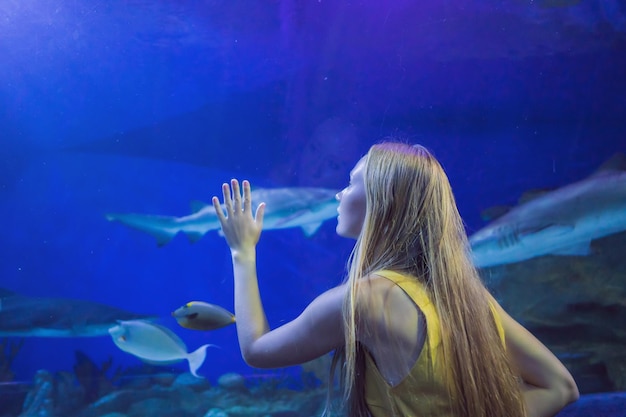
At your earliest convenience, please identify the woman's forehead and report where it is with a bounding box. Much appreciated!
[354,156,367,170]
[350,158,366,178]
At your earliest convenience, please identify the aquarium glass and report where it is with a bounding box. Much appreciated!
[1,1,625,416]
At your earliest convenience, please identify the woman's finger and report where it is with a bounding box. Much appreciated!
[243,180,252,213]
[231,179,242,212]
[222,182,233,214]
[212,196,227,223]
[255,202,265,229]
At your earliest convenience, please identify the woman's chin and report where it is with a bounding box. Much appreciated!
[336,225,357,240]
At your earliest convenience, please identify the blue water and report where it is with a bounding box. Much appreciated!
[1,1,626,416]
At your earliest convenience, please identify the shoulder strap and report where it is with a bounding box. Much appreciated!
[374,270,506,347]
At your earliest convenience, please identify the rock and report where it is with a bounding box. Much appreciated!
[203,408,230,417]
[151,372,178,387]
[177,386,205,414]
[81,389,150,416]
[269,411,300,417]
[127,397,170,417]
[173,372,211,391]
[481,231,626,393]
[217,373,248,392]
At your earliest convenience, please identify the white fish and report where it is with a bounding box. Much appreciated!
[108,320,214,378]
[106,187,339,246]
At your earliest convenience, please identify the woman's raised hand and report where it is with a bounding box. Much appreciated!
[212,179,265,257]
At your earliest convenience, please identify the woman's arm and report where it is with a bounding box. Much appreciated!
[213,179,344,368]
[491,297,580,417]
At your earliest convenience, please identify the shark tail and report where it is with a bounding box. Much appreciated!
[105,213,180,246]
[186,344,216,378]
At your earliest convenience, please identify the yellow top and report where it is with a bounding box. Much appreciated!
[364,270,505,417]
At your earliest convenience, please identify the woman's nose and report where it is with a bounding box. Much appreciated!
[335,191,342,201]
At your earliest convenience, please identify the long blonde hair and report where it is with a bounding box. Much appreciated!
[330,142,525,417]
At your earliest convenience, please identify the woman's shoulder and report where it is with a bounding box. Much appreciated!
[365,270,427,296]
[356,271,422,320]
[368,269,413,282]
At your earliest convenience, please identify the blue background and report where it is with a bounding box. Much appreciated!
[1,0,625,384]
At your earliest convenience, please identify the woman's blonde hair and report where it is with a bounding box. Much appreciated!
[330,142,525,416]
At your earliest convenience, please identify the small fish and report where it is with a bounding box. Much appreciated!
[172,301,236,331]
[108,320,214,378]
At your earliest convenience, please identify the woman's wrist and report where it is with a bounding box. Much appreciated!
[231,247,256,263]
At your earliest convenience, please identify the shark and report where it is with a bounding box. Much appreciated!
[106,187,340,246]
[469,154,626,268]
[0,288,154,337]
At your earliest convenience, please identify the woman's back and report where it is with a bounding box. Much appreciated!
[358,269,506,416]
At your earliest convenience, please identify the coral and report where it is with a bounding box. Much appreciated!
[0,337,24,382]
[73,350,116,403]
[0,339,26,417]
[19,370,55,417]
[11,366,624,417]
[18,369,86,417]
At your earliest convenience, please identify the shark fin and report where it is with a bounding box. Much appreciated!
[185,232,204,243]
[550,242,592,257]
[518,189,554,205]
[155,232,177,247]
[190,200,210,213]
[589,153,626,178]
[301,222,323,237]
[480,205,511,221]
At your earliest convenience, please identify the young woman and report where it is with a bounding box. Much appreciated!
[212,142,579,417]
